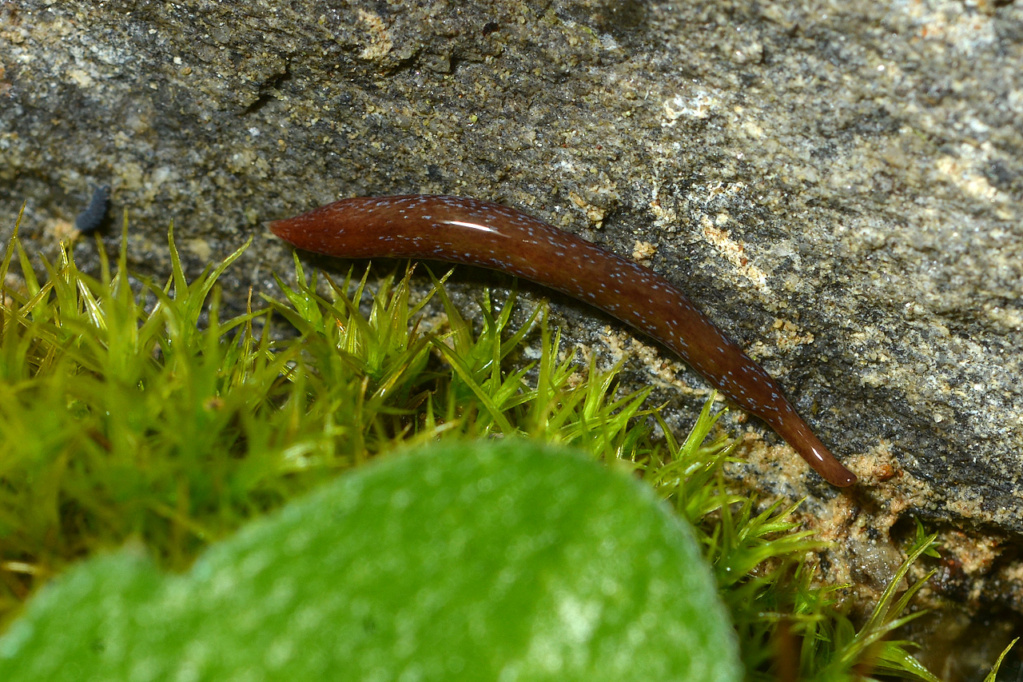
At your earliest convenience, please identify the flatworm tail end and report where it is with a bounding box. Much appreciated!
[771,414,857,487]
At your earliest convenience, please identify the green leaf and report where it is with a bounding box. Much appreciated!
[0,440,741,682]
[984,638,1018,682]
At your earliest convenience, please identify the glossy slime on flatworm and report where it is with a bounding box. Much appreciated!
[270,195,857,487]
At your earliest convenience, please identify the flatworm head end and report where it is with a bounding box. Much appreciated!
[269,199,400,259]
[268,207,331,249]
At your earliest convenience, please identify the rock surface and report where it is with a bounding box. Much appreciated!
[2,0,1022,656]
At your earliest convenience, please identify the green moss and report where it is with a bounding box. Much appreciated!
[0,220,1012,679]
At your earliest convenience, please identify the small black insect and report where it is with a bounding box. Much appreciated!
[75,185,111,233]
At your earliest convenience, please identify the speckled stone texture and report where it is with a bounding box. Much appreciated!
[1,0,1022,664]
